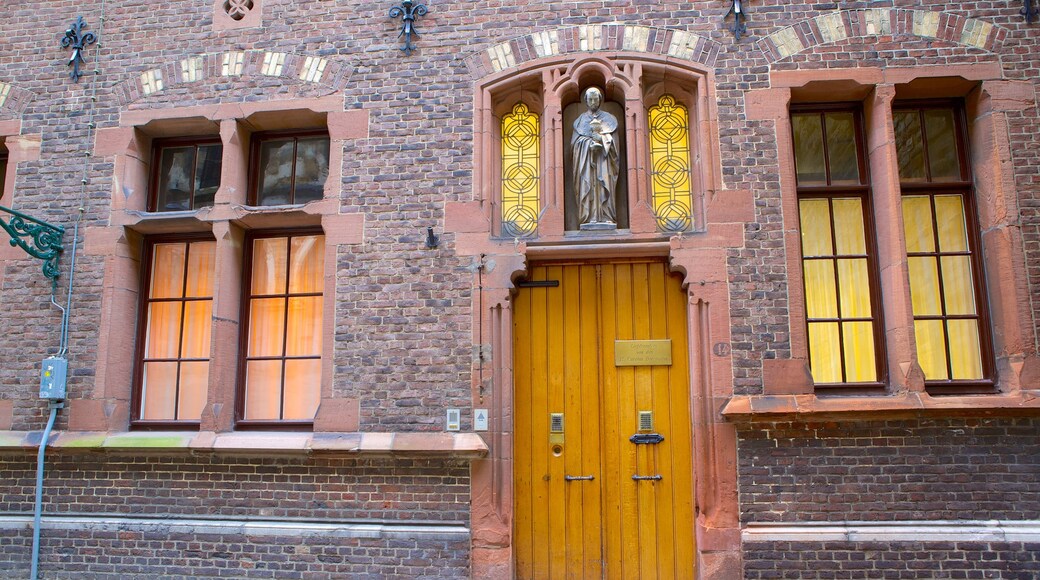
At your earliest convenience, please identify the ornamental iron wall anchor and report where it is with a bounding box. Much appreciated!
[61,16,98,82]
[0,206,65,281]
[389,0,428,55]
[1024,0,1038,23]
[724,0,748,40]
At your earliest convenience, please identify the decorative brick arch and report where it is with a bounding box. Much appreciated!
[0,81,35,118]
[466,25,721,78]
[112,50,354,105]
[758,8,1008,64]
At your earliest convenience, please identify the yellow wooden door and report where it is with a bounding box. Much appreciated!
[514,260,696,579]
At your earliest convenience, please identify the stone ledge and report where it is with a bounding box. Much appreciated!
[743,520,1040,543]
[0,515,470,540]
[0,430,488,458]
[722,391,1040,422]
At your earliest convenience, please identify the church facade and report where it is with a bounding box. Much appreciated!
[0,1,1038,578]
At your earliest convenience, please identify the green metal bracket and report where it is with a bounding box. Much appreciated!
[0,205,65,281]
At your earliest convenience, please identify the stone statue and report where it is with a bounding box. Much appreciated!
[571,87,619,229]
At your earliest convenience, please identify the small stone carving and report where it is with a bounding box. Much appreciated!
[571,87,619,229]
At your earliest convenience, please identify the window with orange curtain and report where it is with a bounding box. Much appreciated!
[238,231,325,425]
[791,107,884,388]
[134,237,216,424]
[894,103,992,392]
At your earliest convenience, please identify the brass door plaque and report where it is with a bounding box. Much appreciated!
[614,340,672,366]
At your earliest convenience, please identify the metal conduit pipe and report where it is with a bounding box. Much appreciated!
[30,401,63,580]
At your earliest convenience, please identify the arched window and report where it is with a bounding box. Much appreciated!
[648,95,693,233]
[501,103,541,237]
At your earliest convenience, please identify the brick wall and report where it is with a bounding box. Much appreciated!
[0,454,470,577]
[744,541,1040,579]
[0,0,1038,577]
[0,455,469,522]
[1,528,470,579]
[737,417,1040,523]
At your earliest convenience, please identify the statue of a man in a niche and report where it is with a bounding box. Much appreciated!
[571,87,619,229]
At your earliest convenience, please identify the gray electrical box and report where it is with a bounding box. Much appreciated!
[39,357,68,400]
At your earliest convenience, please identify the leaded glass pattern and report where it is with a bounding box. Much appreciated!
[501,103,540,236]
[648,95,693,232]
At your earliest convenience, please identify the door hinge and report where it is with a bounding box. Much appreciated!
[516,280,560,288]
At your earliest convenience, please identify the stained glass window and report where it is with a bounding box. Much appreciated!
[501,103,540,236]
[648,95,693,232]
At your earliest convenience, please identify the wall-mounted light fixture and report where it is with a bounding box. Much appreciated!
[0,205,64,281]
[724,0,748,41]
[389,0,428,55]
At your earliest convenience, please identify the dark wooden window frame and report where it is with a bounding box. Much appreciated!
[131,232,216,430]
[235,227,325,430]
[894,99,996,395]
[247,129,330,207]
[148,137,223,213]
[791,103,887,393]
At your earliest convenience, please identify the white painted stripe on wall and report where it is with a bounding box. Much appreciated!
[744,521,1040,543]
[0,515,469,541]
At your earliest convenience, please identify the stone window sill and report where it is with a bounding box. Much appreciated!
[721,390,1040,422]
[0,430,489,458]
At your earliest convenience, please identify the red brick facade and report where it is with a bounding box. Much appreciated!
[0,1,1037,578]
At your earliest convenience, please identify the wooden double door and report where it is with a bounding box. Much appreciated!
[513,260,696,579]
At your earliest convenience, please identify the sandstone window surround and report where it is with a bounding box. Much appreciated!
[730,64,1039,416]
[78,98,366,434]
[475,55,719,241]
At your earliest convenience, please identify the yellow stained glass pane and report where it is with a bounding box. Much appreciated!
[808,322,841,383]
[941,256,976,315]
[832,198,866,255]
[907,257,942,316]
[837,258,872,318]
[649,95,693,232]
[842,321,877,382]
[177,361,209,421]
[894,111,926,182]
[902,196,935,253]
[915,319,948,380]
[792,114,826,186]
[825,113,860,185]
[935,195,968,252]
[251,237,288,295]
[150,243,186,299]
[501,103,540,236]
[924,109,960,181]
[799,199,833,256]
[185,241,215,298]
[803,260,838,319]
[947,319,983,380]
